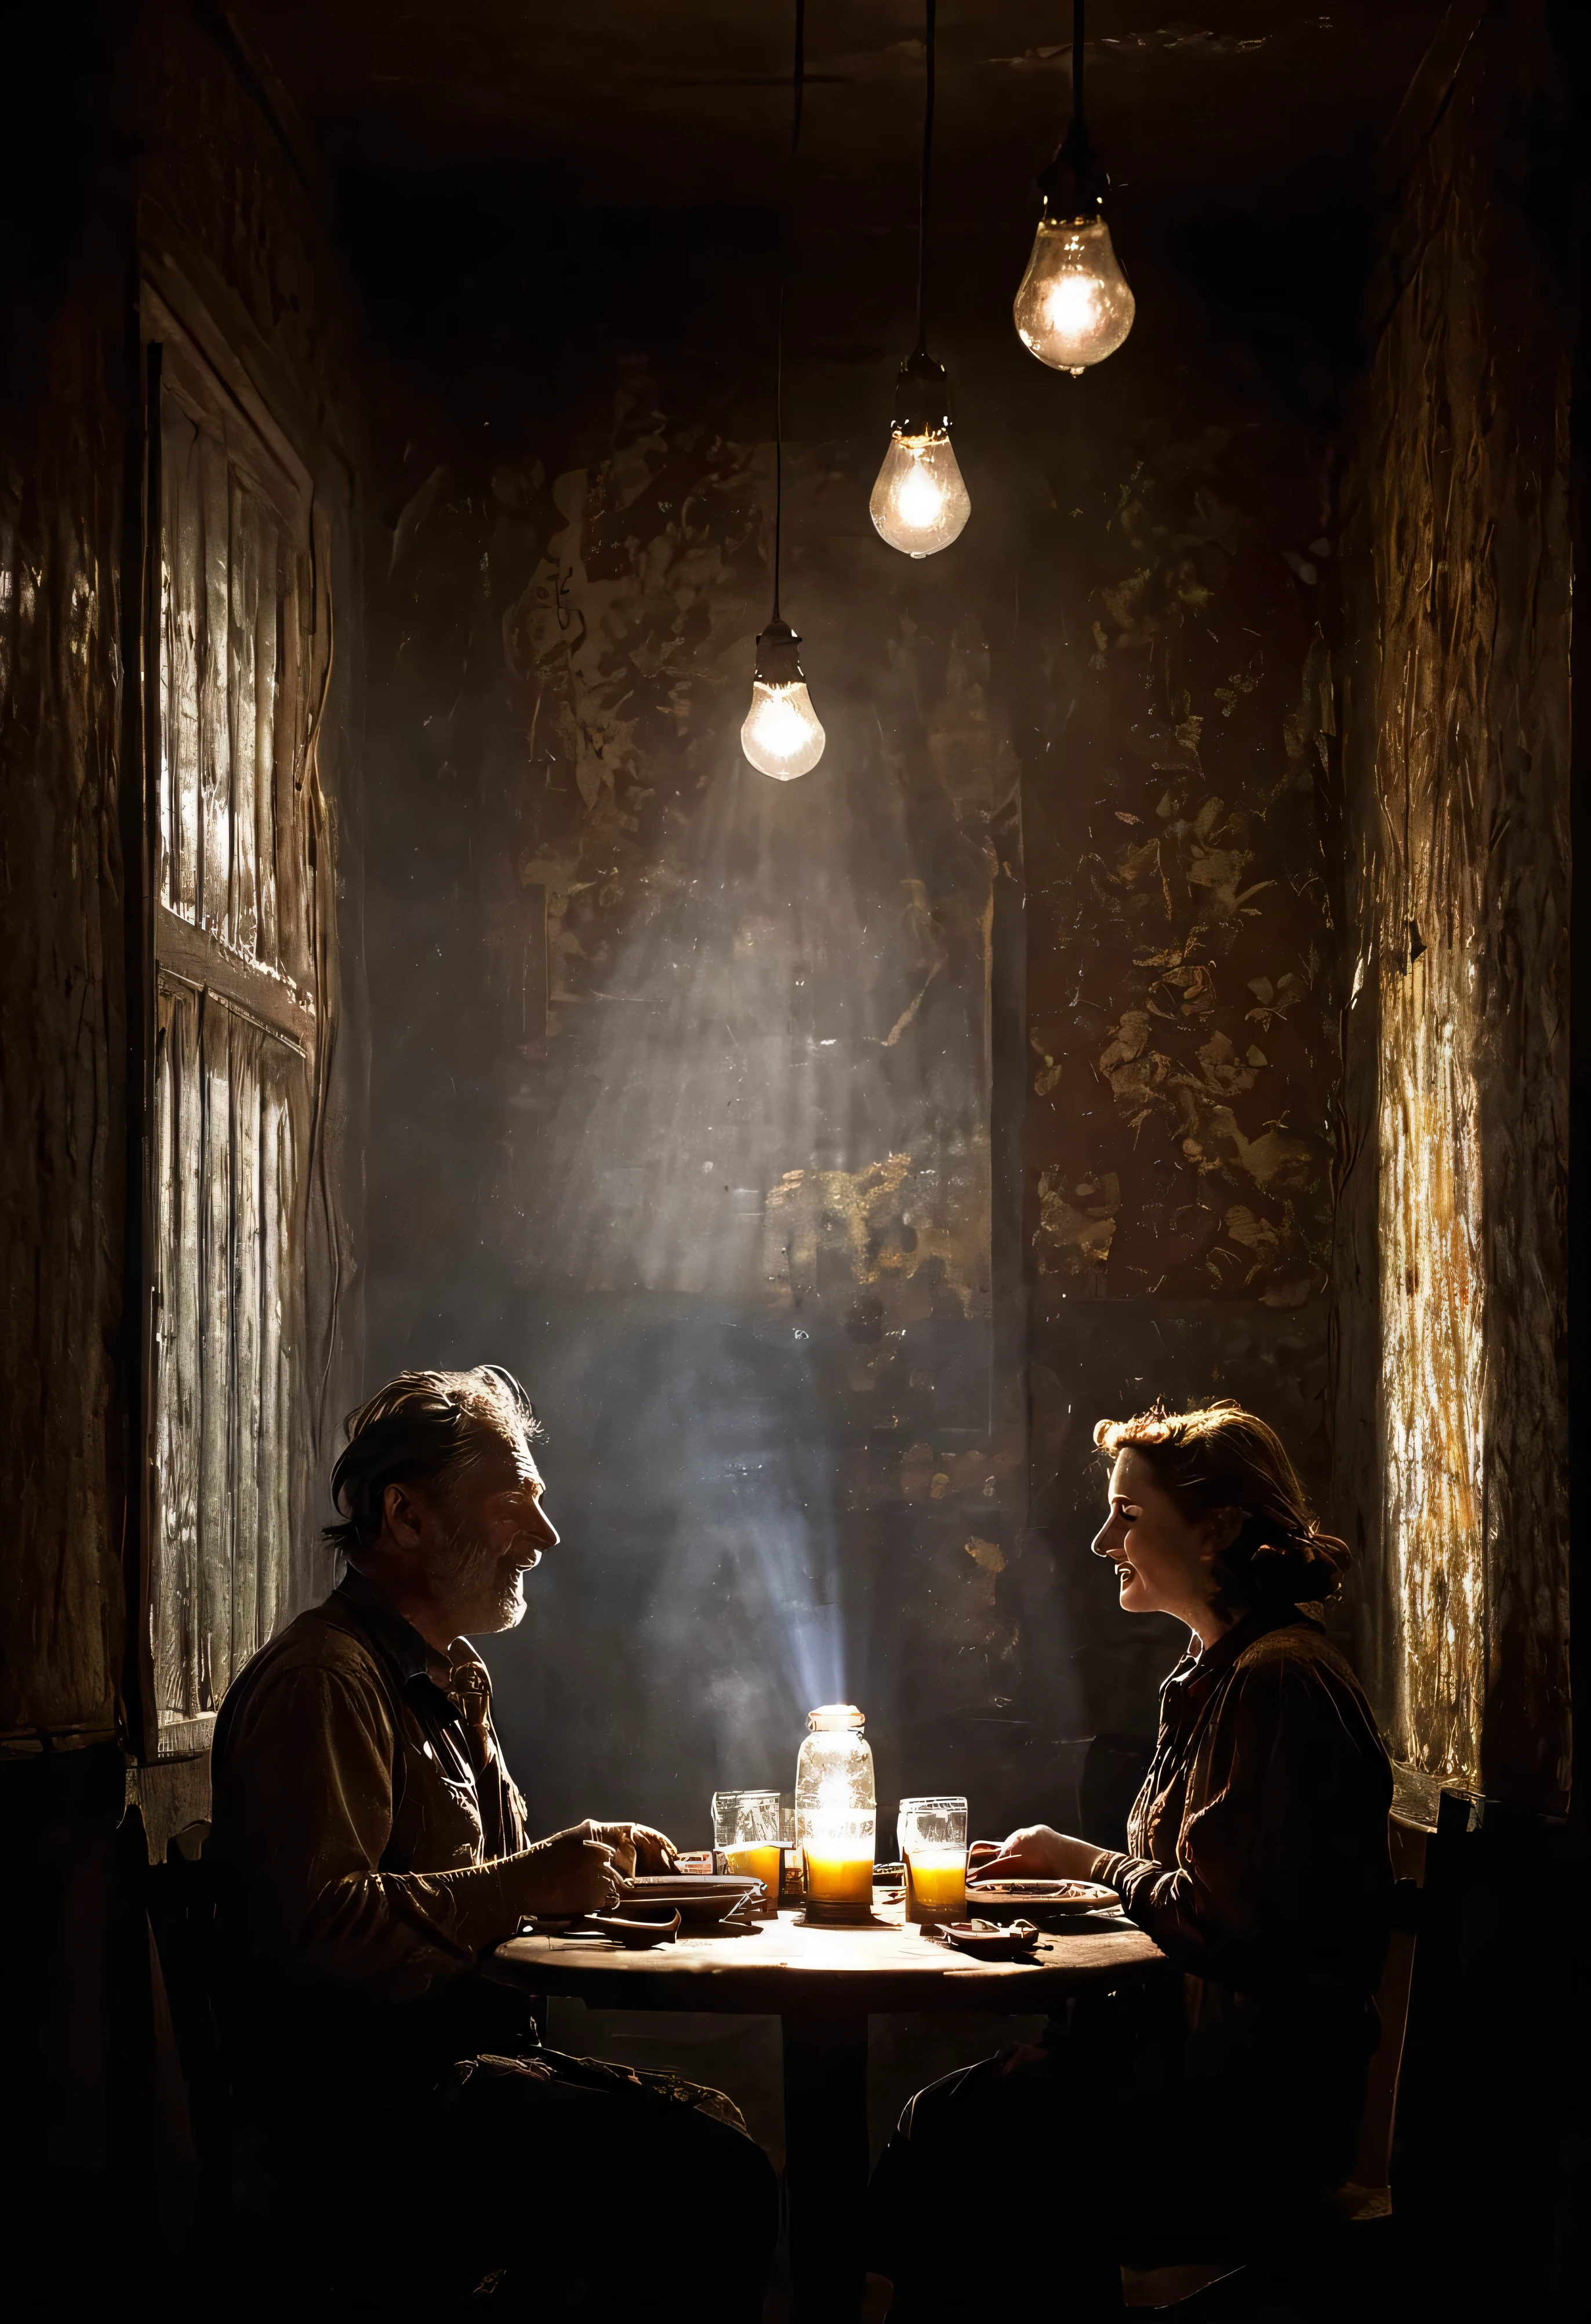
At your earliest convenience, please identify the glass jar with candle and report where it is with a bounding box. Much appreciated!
[796,1705,876,1923]
[897,1796,968,1924]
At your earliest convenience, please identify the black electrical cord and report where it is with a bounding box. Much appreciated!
[914,0,936,357]
[1073,0,1086,136]
[771,0,805,629]
[1037,0,1100,216]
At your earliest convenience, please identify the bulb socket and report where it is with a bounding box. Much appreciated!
[753,616,807,687]
[891,345,954,438]
[1036,116,1109,221]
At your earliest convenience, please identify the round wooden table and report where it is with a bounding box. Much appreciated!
[489,1901,1168,2319]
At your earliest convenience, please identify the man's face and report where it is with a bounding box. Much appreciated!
[413,1433,560,1637]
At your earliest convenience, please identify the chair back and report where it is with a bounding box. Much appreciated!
[1389,1785,1572,2308]
[1339,1815,1426,2212]
[145,1821,252,2241]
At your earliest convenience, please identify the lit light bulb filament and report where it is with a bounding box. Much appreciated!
[870,427,971,558]
[1014,214,1136,375]
[896,452,949,529]
[742,673,826,782]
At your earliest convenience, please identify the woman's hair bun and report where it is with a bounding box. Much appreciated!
[1250,1526,1352,1600]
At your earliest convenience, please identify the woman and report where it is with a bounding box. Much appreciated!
[867,1401,1393,2318]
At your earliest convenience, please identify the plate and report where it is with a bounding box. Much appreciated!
[942,1919,1044,1960]
[588,1909,681,1950]
[962,1878,1119,1923]
[624,1874,765,1924]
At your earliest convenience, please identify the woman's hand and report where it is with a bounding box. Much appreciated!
[520,1822,624,1916]
[587,1821,681,1876]
[967,1825,1110,1883]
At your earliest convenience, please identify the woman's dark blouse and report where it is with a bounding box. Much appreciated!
[1095,1605,1393,2068]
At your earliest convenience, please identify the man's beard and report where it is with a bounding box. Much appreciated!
[422,1520,528,1636]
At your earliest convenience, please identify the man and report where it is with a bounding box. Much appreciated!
[209,1365,777,2312]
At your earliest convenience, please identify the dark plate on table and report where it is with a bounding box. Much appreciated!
[964,1878,1119,1926]
[624,1874,764,1924]
[941,1919,1044,1961]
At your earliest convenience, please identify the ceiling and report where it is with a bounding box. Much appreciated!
[239,1,1446,238]
[232,1,1451,442]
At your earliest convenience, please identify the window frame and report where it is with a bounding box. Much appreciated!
[128,273,328,1766]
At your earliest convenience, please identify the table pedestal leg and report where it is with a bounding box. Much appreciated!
[782,2005,869,2324]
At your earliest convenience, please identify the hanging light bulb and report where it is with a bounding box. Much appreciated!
[1014,215,1135,374]
[871,430,971,557]
[1013,0,1135,377]
[744,1,826,781]
[871,351,970,558]
[743,3,824,780]
[872,1,971,560]
[743,0,827,785]
[742,618,826,781]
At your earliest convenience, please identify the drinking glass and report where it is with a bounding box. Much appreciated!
[897,1795,968,1924]
[711,1789,782,1916]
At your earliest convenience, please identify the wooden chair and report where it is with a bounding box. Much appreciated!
[1120,1815,1428,2314]
[1126,1782,1576,2315]
[144,1820,286,2261]
[148,1821,386,2296]
[146,1817,555,2289]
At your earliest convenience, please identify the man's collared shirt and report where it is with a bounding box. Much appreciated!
[210,1568,537,2001]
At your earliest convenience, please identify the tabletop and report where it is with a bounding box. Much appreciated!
[488,1897,1167,2014]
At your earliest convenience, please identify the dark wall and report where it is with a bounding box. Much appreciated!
[365,323,1011,1840]
[1,7,131,1743]
[0,0,366,2284]
[1016,350,1344,1757]
[360,199,1345,1851]
[1333,0,1575,1815]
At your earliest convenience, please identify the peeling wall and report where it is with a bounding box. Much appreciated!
[1012,368,1345,1737]
[367,351,1015,1832]
[364,203,1350,1837]
[1334,3,1573,1814]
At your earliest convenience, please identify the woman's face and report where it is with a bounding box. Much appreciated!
[1091,1447,1234,1633]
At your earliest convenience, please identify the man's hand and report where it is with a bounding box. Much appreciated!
[629,1822,680,1873]
[588,1821,680,1876]
[967,1825,1110,1883]
[519,1822,625,1917]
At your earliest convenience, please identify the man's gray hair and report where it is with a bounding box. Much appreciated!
[325,1366,540,1558]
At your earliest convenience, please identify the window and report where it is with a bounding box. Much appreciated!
[140,290,325,1758]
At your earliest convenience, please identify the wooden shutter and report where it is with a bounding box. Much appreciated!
[141,292,321,1758]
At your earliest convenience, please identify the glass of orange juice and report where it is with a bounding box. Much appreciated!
[898,1796,968,1924]
[711,1790,782,1916]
